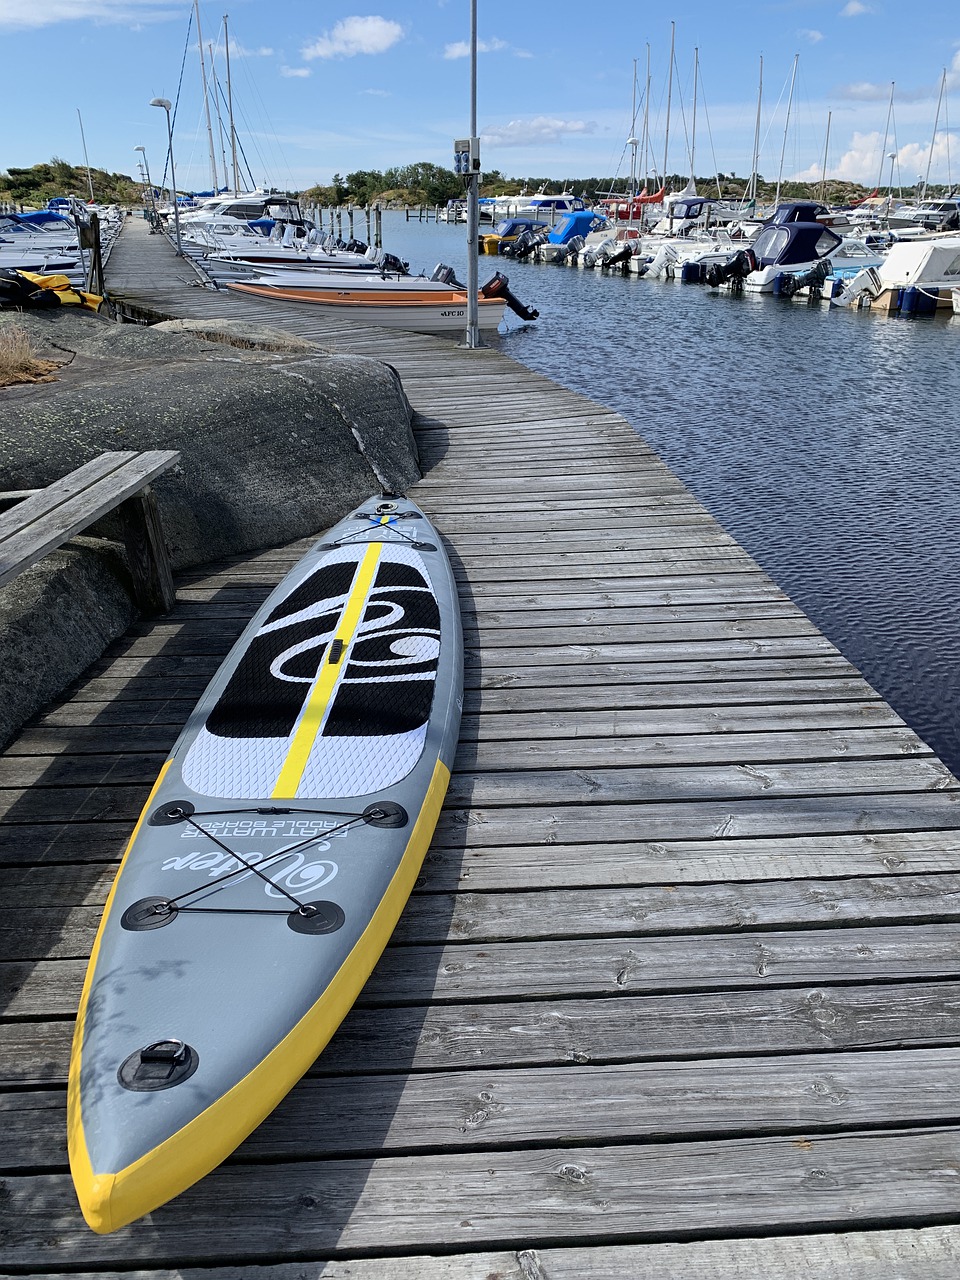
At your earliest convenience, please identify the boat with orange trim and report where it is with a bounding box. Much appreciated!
[226,264,538,334]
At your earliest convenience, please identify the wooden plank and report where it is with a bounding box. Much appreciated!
[4,822,958,883]
[8,922,960,1016]
[8,1048,960,1171]
[8,701,907,756]
[0,451,180,588]
[0,753,950,817]
[5,1128,960,1263]
[7,872,960,955]
[10,979,960,1087]
[4,1226,960,1279]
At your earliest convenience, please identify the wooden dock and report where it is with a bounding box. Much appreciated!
[4,215,960,1275]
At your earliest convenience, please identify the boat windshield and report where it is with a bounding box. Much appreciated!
[752,227,790,262]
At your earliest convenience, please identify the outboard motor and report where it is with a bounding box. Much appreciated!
[430,263,466,289]
[601,242,633,270]
[776,258,831,298]
[704,248,757,288]
[565,234,585,264]
[380,252,409,276]
[829,265,882,308]
[645,242,679,279]
[344,238,368,254]
[480,272,539,321]
[504,229,542,260]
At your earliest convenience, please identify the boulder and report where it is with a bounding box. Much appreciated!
[0,539,137,748]
[0,310,420,568]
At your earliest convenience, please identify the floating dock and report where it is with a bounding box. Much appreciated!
[3,215,960,1273]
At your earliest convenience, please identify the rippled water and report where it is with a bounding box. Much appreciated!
[381,212,960,774]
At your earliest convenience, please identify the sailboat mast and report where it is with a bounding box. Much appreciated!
[749,56,763,205]
[775,53,798,207]
[642,43,651,187]
[922,68,947,199]
[663,21,675,189]
[690,46,698,186]
[76,108,95,202]
[629,58,638,198]
[877,82,895,192]
[210,42,230,189]
[224,13,240,194]
[819,110,832,203]
[193,0,219,193]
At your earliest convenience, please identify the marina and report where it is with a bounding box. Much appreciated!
[3,213,960,1271]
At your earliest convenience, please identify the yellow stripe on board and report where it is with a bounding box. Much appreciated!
[271,538,384,798]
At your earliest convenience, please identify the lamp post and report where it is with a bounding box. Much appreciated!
[149,98,182,254]
[134,145,155,219]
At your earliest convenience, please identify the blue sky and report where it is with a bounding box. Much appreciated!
[2,0,960,194]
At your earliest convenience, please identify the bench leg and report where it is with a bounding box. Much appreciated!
[118,485,176,614]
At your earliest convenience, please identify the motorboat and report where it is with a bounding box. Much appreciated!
[742,220,846,292]
[226,264,538,335]
[886,196,960,235]
[831,234,960,311]
[478,218,549,255]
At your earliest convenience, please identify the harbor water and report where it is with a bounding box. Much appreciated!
[380,211,960,777]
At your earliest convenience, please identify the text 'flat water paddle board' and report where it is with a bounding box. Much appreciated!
[67,495,463,1233]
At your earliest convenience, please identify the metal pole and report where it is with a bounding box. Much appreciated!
[193,0,219,192]
[464,0,481,347]
[224,13,240,194]
[151,98,182,254]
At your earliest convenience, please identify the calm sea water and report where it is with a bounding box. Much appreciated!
[380,211,960,775]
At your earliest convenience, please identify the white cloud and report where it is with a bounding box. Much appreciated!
[481,116,597,147]
[799,28,823,43]
[840,81,890,101]
[0,0,178,29]
[302,16,402,60]
[444,37,507,59]
[840,1,871,15]
[228,42,274,59]
[361,88,391,96]
[280,65,311,78]
[839,79,932,103]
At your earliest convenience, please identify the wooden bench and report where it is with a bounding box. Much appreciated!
[0,450,181,614]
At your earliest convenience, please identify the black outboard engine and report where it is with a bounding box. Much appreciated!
[777,257,831,298]
[564,234,586,263]
[344,238,368,254]
[480,272,539,321]
[430,262,466,289]
[380,253,409,276]
[503,229,536,259]
[601,242,633,270]
[705,248,757,288]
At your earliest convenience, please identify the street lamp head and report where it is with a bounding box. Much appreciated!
[134,145,145,153]
[150,98,172,111]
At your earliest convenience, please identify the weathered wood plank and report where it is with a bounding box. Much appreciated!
[4,823,958,884]
[7,872,960,956]
[0,755,952,824]
[7,1048,960,1172]
[7,923,960,1016]
[10,979,960,1086]
[6,1226,960,1280]
[5,1128,960,1263]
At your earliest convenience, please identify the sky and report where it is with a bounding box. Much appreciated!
[2,0,960,196]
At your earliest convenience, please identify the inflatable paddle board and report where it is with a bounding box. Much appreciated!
[68,495,463,1233]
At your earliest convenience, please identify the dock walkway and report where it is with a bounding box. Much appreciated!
[3,215,960,1275]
